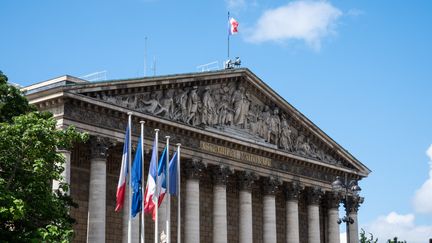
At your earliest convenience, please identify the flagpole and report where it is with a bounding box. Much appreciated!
[127,112,133,243]
[227,11,230,59]
[154,129,159,243]
[140,121,145,243]
[176,143,181,243]
[165,136,171,243]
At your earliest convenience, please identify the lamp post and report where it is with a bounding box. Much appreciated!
[332,174,362,243]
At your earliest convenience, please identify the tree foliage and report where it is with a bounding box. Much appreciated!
[0,71,88,242]
[387,237,407,243]
[0,71,35,123]
[360,228,379,243]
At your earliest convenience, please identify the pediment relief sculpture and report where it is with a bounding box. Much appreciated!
[92,81,344,167]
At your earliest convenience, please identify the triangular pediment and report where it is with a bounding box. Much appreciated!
[66,68,370,176]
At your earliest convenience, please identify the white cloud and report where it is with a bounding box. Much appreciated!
[246,0,342,50]
[363,212,432,243]
[413,144,432,214]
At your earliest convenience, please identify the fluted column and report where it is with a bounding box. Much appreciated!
[306,187,323,243]
[326,192,341,243]
[184,159,205,243]
[53,149,71,194]
[262,177,282,243]
[238,171,258,243]
[345,195,364,243]
[122,187,140,243]
[284,181,303,243]
[212,165,232,243]
[87,136,110,243]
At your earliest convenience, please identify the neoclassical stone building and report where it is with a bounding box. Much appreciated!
[23,68,370,243]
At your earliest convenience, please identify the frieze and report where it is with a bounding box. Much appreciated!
[91,81,347,167]
[200,141,272,167]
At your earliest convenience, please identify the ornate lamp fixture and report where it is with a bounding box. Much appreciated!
[331,175,361,224]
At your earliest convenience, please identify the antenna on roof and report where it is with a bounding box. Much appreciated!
[151,56,156,76]
[79,71,107,81]
[144,36,148,77]
[196,61,219,72]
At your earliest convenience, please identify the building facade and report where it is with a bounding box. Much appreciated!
[24,68,370,243]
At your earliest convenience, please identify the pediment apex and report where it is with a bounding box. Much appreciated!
[65,68,370,176]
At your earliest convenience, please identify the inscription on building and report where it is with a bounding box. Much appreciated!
[200,141,272,167]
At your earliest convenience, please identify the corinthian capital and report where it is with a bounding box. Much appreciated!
[284,181,304,201]
[89,136,113,160]
[238,170,258,191]
[306,186,323,205]
[213,164,233,185]
[262,176,282,195]
[185,158,205,180]
[344,195,364,214]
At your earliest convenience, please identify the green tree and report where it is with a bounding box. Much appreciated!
[0,71,35,123]
[0,71,88,242]
[360,228,379,243]
[387,237,407,243]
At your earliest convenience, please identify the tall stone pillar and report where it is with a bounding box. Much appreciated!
[238,171,257,243]
[306,187,323,243]
[87,136,110,243]
[184,159,204,243]
[53,149,71,194]
[122,187,140,243]
[262,177,282,243]
[212,165,232,243]
[345,195,364,243]
[284,181,303,243]
[326,192,342,243]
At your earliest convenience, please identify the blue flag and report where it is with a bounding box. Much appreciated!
[131,137,143,217]
[168,151,178,196]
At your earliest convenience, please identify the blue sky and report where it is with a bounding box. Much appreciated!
[1,0,432,241]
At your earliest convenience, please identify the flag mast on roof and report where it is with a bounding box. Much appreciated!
[226,12,241,69]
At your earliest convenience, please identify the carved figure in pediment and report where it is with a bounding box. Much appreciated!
[280,115,294,151]
[186,86,199,125]
[142,92,162,114]
[201,87,216,126]
[240,92,251,129]
[261,105,271,139]
[101,94,117,104]
[247,104,261,135]
[154,89,174,119]
[268,107,281,144]
[232,86,247,126]
[173,88,189,122]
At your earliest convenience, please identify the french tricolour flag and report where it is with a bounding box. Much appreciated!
[154,147,168,207]
[143,137,159,219]
[229,17,239,35]
[115,125,129,212]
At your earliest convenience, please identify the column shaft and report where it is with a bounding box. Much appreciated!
[239,190,253,243]
[213,184,227,243]
[327,208,340,243]
[185,178,200,243]
[122,188,140,243]
[53,150,71,192]
[87,158,106,243]
[307,204,320,243]
[348,212,358,243]
[286,200,300,243]
[263,194,277,243]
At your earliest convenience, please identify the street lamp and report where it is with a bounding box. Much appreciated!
[331,175,361,225]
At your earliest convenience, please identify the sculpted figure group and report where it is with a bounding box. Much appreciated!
[99,82,341,165]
